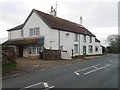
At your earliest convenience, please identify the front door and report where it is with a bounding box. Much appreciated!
[83,46,86,55]
[18,45,23,57]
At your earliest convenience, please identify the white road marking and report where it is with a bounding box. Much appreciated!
[74,64,100,75]
[43,86,55,90]
[92,66,98,69]
[74,72,80,75]
[75,64,100,73]
[20,82,44,89]
[4,73,25,79]
[110,60,118,63]
[84,64,111,75]
[43,82,49,87]
[48,86,54,89]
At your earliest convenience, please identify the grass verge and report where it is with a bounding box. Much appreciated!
[2,63,16,74]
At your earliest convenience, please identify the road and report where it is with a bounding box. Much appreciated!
[2,54,119,89]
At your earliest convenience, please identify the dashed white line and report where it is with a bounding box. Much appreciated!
[20,82,44,90]
[110,60,118,63]
[43,82,49,87]
[43,86,55,90]
[74,72,80,75]
[48,86,54,89]
[74,64,100,73]
[74,64,100,76]
[84,64,111,75]
[4,73,25,79]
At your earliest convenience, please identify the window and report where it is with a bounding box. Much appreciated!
[74,44,78,53]
[37,47,41,54]
[29,27,40,36]
[95,46,98,52]
[89,45,93,53]
[83,35,86,42]
[28,46,42,55]
[90,36,92,43]
[74,33,78,42]
[30,29,33,36]
[21,30,23,36]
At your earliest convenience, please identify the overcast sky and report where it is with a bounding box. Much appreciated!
[0,0,118,46]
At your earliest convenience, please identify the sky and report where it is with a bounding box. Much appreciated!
[0,0,118,46]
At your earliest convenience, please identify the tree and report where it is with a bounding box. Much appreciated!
[107,34,120,53]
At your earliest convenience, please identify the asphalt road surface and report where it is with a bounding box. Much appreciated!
[2,54,119,89]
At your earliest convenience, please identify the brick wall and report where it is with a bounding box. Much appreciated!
[43,48,61,60]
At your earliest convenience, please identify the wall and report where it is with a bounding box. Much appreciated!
[23,11,52,49]
[8,29,22,40]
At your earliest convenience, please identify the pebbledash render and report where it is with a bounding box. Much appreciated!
[3,8,102,59]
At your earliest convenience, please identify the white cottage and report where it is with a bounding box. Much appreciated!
[3,9,102,59]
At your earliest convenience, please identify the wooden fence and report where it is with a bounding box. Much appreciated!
[43,48,61,60]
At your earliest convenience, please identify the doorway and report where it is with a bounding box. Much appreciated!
[83,46,86,55]
[18,45,23,57]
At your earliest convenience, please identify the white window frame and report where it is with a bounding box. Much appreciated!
[74,44,78,53]
[90,36,92,43]
[89,45,93,53]
[95,46,98,52]
[28,45,41,55]
[29,27,40,36]
[83,35,86,42]
[74,33,78,42]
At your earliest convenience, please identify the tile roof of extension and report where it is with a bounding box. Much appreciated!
[7,23,24,31]
[95,38,100,42]
[7,9,95,37]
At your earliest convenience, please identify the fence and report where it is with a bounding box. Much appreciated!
[43,48,61,60]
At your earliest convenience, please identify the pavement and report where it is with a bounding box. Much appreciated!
[2,54,119,89]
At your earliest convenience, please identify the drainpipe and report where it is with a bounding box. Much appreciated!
[58,30,60,50]
[79,34,80,55]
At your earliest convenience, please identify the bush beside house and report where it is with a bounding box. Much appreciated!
[2,46,16,74]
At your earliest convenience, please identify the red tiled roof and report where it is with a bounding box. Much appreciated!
[7,9,95,36]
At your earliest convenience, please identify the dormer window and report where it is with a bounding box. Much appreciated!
[29,27,39,36]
